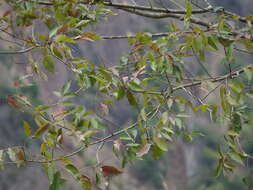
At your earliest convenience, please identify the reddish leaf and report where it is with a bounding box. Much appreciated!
[6,95,21,109]
[101,165,122,177]
[136,143,151,157]
[57,25,69,34]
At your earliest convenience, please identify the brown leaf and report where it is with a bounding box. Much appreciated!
[101,165,122,177]
[6,95,21,109]
[3,9,14,17]
[16,150,25,161]
[136,143,151,157]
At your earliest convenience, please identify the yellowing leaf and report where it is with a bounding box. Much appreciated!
[32,124,50,139]
[23,121,32,136]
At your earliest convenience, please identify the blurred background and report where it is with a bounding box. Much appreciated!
[0,0,253,189]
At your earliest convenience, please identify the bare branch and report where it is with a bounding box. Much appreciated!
[0,46,35,55]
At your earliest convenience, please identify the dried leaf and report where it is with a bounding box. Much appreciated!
[6,95,21,109]
[101,165,122,177]
[136,143,151,157]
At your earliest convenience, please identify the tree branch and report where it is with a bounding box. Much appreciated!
[0,46,35,55]
[32,1,251,24]
[119,9,211,27]
[171,64,252,92]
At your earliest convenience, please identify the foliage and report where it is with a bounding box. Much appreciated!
[1,0,253,189]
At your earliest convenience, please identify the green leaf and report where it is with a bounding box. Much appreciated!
[55,34,76,43]
[220,86,229,113]
[151,144,164,160]
[43,54,55,72]
[65,164,79,175]
[50,44,63,59]
[244,67,252,80]
[183,133,193,142]
[140,108,147,121]
[229,81,243,94]
[231,113,242,133]
[61,81,71,94]
[126,91,138,107]
[128,80,142,91]
[77,175,92,190]
[49,171,66,190]
[23,121,32,136]
[114,86,125,100]
[49,26,60,38]
[208,36,218,50]
[45,163,55,185]
[186,0,192,18]
[161,112,168,125]
[0,150,4,169]
[218,37,234,48]
[154,137,168,151]
[229,151,244,165]
[120,136,133,141]
[214,159,223,177]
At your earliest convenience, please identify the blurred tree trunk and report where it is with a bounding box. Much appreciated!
[166,141,187,190]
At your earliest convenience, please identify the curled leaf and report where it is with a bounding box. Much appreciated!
[136,143,151,157]
[77,175,92,190]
